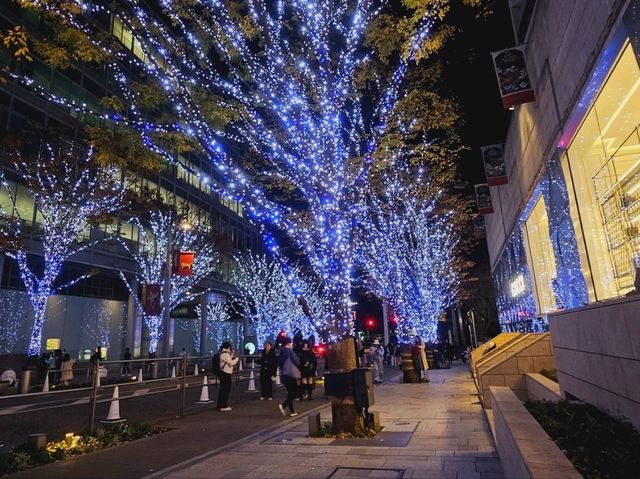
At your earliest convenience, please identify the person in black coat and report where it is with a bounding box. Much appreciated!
[299,339,317,400]
[257,342,277,400]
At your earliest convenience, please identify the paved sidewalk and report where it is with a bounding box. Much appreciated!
[147,364,502,479]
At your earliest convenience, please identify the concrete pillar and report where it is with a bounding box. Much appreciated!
[199,293,210,355]
[382,301,390,346]
[126,277,143,357]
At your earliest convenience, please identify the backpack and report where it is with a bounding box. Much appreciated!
[211,352,222,377]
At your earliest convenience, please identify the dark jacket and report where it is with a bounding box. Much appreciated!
[257,348,277,376]
[278,347,301,378]
[299,348,317,377]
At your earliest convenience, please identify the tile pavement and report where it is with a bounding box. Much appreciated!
[147,364,503,479]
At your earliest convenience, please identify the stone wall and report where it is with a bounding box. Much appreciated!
[525,373,562,402]
[549,295,640,429]
[485,0,627,266]
[477,333,556,408]
[490,386,581,479]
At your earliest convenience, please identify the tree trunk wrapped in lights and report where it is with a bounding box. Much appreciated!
[118,209,219,354]
[360,167,461,343]
[0,145,126,356]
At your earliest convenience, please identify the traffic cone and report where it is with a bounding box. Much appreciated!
[171,366,176,378]
[96,372,101,388]
[247,369,257,392]
[194,364,199,375]
[42,374,50,393]
[100,386,126,424]
[275,367,281,385]
[194,376,213,403]
[137,368,143,382]
[251,359,255,369]
[239,360,243,371]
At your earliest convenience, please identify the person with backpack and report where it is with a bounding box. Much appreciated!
[277,337,301,417]
[216,342,239,411]
[257,341,277,400]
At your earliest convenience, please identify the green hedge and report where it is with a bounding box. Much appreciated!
[525,400,640,479]
[0,423,165,476]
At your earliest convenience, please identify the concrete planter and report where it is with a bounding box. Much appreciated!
[490,386,581,479]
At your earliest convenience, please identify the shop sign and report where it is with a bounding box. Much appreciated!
[491,46,536,109]
[142,284,162,316]
[481,144,508,186]
[170,304,198,319]
[510,274,526,298]
[172,250,196,276]
[475,184,494,214]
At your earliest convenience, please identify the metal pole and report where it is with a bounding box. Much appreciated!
[162,226,173,361]
[471,311,478,349]
[89,359,99,436]
[382,301,390,346]
[180,356,187,416]
[457,307,467,348]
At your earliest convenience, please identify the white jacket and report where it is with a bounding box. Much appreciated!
[219,349,239,374]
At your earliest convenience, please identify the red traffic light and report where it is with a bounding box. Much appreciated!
[389,315,398,325]
[365,318,375,329]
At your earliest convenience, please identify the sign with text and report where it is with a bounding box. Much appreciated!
[491,46,536,109]
[481,144,508,186]
[474,184,494,214]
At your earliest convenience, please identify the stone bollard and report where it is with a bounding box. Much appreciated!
[308,412,322,436]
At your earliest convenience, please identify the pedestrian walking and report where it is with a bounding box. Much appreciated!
[277,337,301,417]
[413,337,430,382]
[122,347,132,375]
[299,339,317,400]
[217,342,239,411]
[257,341,277,400]
[60,353,75,386]
[369,339,385,383]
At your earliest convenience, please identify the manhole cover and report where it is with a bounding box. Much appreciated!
[327,467,404,478]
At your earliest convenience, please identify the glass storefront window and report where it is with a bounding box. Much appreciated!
[523,195,558,314]
[565,41,640,299]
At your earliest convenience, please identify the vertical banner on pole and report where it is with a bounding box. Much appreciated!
[481,144,508,186]
[491,46,536,109]
[474,184,494,214]
[142,284,162,316]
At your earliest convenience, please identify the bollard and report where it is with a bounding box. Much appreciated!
[308,413,321,436]
[19,370,32,394]
[100,386,126,424]
[151,362,158,379]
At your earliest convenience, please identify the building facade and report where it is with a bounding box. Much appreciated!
[486,0,640,426]
[0,2,261,359]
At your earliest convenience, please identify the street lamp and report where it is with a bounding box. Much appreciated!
[161,216,193,361]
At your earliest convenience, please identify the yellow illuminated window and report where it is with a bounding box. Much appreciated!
[565,41,640,299]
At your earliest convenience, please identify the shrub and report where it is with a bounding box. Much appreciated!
[525,400,640,479]
[0,423,166,476]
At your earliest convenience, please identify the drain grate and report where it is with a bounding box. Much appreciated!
[327,467,405,478]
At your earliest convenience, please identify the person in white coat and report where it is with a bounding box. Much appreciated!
[369,339,385,384]
[217,342,239,411]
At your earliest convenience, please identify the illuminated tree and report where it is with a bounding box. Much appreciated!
[0,292,26,353]
[4,1,443,335]
[360,167,460,342]
[0,145,126,356]
[118,210,219,354]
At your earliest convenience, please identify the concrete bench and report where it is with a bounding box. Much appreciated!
[490,386,581,479]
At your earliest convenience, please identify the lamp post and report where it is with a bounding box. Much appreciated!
[161,216,192,362]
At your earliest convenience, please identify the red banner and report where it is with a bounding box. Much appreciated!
[491,46,536,109]
[142,284,161,316]
[481,144,508,186]
[475,184,494,215]
[172,250,196,276]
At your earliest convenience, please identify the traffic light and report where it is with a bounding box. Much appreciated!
[365,318,376,329]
